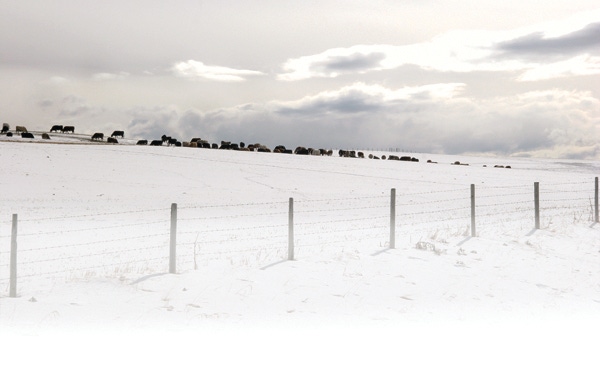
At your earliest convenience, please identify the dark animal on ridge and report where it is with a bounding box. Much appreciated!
[62,126,75,133]
[111,130,124,138]
[50,125,63,132]
[21,132,34,139]
[91,133,104,141]
[107,137,118,144]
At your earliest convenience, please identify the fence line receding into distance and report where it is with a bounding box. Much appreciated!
[2,178,598,297]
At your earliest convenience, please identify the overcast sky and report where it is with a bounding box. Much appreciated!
[1,1,600,158]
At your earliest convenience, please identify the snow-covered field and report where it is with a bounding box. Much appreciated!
[1,135,600,382]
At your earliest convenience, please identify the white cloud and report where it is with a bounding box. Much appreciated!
[517,54,600,81]
[172,60,264,82]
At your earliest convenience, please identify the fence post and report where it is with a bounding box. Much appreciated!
[169,203,177,274]
[288,198,294,260]
[470,184,476,237]
[534,182,540,230]
[10,214,17,298]
[595,177,599,223]
[390,188,396,249]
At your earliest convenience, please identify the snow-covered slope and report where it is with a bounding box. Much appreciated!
[1,140,599,382]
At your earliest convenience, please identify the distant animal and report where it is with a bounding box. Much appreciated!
[42,133,51,140]
[111,130,124,138]
[6,132,12,137]
[107,137,118,144]
[21,132,34,139]
[50,125,63,132]
[62,126,75,133]
[2,123,9,133]
[136,140,148,145]
[91,132,104,141]
[399,156,419,162]
[338,150,356,158]
[168,138,178,146]
[149,140,163,146]
[16,126,27,133]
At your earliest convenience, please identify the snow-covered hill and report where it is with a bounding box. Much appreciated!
[1,140,599,383]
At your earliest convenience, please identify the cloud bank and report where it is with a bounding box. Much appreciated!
[278,16,600,82]
[115,83,599,160]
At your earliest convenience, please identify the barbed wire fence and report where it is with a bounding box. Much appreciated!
[1,177,598,297]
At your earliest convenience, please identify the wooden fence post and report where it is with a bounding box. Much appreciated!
[169,203,177,274]
[10,214,17,298]
[534,182,540,230]
[470,184,476,237]
[288,198,294,260]
[595,177,599,223]
[390,188,396,249]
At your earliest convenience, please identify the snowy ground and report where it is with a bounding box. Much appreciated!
[1,136,600,382]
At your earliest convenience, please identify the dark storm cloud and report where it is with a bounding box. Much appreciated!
[496,22,600,58]
[313,52,386,73]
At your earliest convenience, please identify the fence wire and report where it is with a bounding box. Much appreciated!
[1,179,599,295]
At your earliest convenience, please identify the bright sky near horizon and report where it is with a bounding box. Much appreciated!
[1,1,599,158]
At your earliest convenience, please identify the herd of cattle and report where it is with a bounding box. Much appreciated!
[1,123,512,168]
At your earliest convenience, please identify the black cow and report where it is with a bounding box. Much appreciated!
[107,137,118,144]
[42,133,51,140]
[111,130,124,138]
[150,140,163,146]
[136,140,148,145]
[50,125,63,132]
[21,132,34,139]
[295,146,309,155]
[91,133,104,141]
[2,123,9,133]
[338,150,356,158]
[62,126,75,133]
